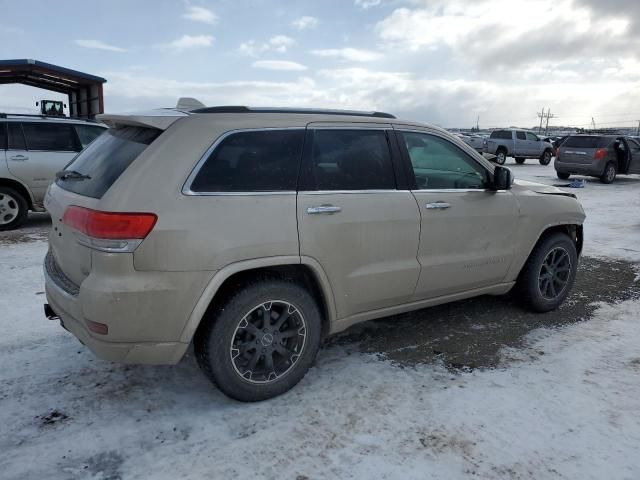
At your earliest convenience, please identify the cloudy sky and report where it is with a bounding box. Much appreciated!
[1,0,639,128]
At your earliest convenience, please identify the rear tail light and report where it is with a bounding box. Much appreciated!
[63,206,157,252]
[594,148,607,160]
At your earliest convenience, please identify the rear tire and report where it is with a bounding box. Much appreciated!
[195,279,322,402]
[557,172,570,180]
[600,162,617,184]
[516,232,578,312]
[515,158,525,164]
[0,187,28,231]
[495,149,507,165]
[539,150,552,165]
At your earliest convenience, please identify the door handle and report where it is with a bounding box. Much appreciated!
[306,205,342,215]
[425,202,450,210]
[9,155,28,161]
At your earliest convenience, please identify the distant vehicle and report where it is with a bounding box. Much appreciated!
[0,114,107,229]
[36,100,66,117]
[555,135,640,183]
[460,134,485,152]
[483,129,553,165]
[551,135,569,157]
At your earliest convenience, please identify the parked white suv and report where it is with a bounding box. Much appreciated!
[0,114,107,230]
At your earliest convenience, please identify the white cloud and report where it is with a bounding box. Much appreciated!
[181,6,217,25]
[74,39,126,52]
[291,16,319,30]
[239,35,295,56]
[354,0,383,9]
[311,47,383,62]
[162,34,214,51]
[252,60,308,71]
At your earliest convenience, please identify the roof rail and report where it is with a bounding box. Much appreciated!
[0,112,100,123]
[190,106,396,119]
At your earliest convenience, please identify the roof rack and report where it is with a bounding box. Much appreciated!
[190,106,396,119]
[0,112,100,123]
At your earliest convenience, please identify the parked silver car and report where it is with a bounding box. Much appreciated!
[0,114,107,230]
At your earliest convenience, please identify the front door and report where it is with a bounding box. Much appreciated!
[626,138,640,174]
[297,126,421,319]
[6,122,80,201]
[395,129,520,300]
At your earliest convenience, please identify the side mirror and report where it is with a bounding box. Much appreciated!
[492,165,513,190]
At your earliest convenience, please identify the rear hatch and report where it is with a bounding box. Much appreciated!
[558,136,611,165]
[45,112,180,289]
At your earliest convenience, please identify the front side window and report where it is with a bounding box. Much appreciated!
[525,132,538,141]
[7,123,26,150]
[305,129,395,190]
[516,131,526,140]
[190,129,304,192]
[22,122,80,151]
[400,131,488,190]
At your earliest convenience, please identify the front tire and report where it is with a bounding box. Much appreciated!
[600,162,617,184]
[0,187,28,231]
[539,150,552,165]
[195,280,322,402]
[516,232,578,312]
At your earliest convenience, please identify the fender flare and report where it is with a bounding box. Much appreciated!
[179,255,337,343]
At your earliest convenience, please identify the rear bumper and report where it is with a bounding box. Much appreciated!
[43,251,212,364]
[554,159,603,176]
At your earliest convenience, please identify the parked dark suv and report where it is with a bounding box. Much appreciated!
[555,135,640,183]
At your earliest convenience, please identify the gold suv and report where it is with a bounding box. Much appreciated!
[44,106,585,401]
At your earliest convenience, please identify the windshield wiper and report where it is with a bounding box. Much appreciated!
[56,170,91,181]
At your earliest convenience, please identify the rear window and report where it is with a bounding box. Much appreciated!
[490,130,512,140]
[189,129,305,192]
[563,136,611,149]
[56,126,160,199]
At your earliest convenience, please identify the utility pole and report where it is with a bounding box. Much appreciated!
[591,117,597,130]
[544,109,555,135]
[636,120,639,136]
[537,108,546,134]
[476,115,479,131]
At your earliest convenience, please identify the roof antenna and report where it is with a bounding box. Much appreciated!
[176,97,205,111]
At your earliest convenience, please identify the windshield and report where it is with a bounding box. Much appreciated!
[55,126,160,199]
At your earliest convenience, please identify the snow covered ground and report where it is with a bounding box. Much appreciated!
[1,161,639,480]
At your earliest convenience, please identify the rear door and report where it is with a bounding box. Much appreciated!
[514,131,527,156]
[7,121,81,201]
[297,124,421,319]
[395,128,520,299]
[626,138,640,174]
[525,132,541,156]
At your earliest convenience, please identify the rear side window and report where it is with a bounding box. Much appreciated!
[7,123,26,150]
[22,122,80,151]
[75,125,106,147]
[490,130,512,140]
[0,123,6,150]
[516,131,526,140]
[304,129,395,190]
[56,126,160,199]
[189,129,305,192]
[563,136,611,148]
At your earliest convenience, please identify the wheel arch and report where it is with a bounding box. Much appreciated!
[0,177,34,209]
[496,145,508,155]
[181,256,336,344]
